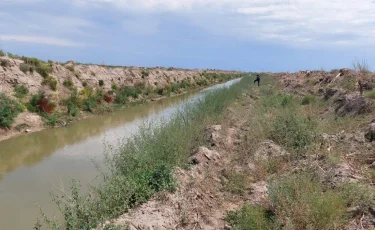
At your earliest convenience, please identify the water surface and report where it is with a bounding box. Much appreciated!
[0,79,240,229]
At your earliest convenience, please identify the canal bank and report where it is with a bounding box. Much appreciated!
[0,78,244,230]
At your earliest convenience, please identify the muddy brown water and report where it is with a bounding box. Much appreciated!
[0,79,240,230]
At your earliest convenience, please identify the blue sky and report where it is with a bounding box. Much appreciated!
[1,0,375,72]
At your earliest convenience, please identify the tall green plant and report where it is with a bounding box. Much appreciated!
[0,94,23,128]
[39,75,251,229]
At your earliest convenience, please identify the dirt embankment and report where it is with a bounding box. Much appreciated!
[0,56,241,141]
[0,58,238,98]
[97,70,375,230]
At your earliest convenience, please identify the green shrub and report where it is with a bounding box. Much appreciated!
[144,87,152,96]
[96,89,105,102]
[63,79,74,89]
[103,224,129,230]
[171,83,181,93]
[80,86,94,100]
[301,95,316,105]
[82,96,97,112]
[196,79,209,87]
[180,80,191,89]
[42,76,57,91]
[257,93,315,154]
[115,86,142,104]
[21,57,41,66]
[27,92,45,113]
[0,50,5,56]
[365,89,375,99]
[14,85,29,99]
[111,83,118,90]
[20,63,30,73]
[261,93,294,109]
[99,80,104,87]
[64,89,80,117]
[339,183,375,213]
[7,53,21,59]
[268,173,346,230]
[36,63,52,78]
[0,94,23,128]
[41,113,57,126]
[268,112,315,154]
[21,57,52,77]
[19,63,34,73]
[82,81,88,87]
[0,59,10,67]
[67,104,79,117]
[141,70,149,78]
[222,171,247,195]
[226,205,278,230]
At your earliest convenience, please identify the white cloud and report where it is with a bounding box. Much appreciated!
[76,0,375,46]
[0,10,96,47]
[2,0,375,48]
[0,35,85,47]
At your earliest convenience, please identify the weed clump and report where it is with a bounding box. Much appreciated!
[63,79,74,89]
[115,86,142,104]
[268,112,315,154]
[42,76,58,91]
[141,70,149,78]
[27,92,55,114]
[250,92,316,154]
[301,95,315,105]
[14,85,29,99]
[111,83,118,90]
[226,204,278,230]
[268,173,346,230]
[0,93,23,128]
[228,173,347,230]
[365,88,375,99]
[19,63,34,73]
[27,92,45,113]
[222,170,248,195]
[21,57,52,77]
[0,59,10,68]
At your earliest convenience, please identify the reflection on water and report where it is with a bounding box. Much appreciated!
[0,92,196,230]
[0,93,194,177]
[0,79,240,230]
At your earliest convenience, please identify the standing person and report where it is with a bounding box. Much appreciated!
[254,74,260,87]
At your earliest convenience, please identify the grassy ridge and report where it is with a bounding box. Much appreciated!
[227,79,375,230]
[37,75,253,229]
